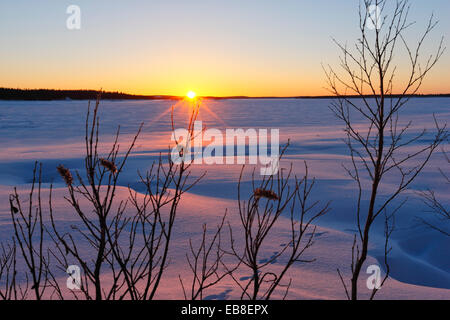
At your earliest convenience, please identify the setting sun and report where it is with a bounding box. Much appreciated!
[187,91,196,99]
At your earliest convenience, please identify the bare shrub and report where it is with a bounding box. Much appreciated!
[178,212,232,300]
[324,0,447,299]
[225,153,330,300]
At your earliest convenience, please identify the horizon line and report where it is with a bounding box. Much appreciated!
[1,87,450,100]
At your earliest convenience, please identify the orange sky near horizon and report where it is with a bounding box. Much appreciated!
[4,60,448,97]
[3,54,449,97]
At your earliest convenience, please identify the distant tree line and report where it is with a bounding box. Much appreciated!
[0,88,178,101]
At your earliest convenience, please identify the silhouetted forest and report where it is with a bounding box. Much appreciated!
[0,88,179,101]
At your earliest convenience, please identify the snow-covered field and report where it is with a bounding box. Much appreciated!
[0,98,448,299]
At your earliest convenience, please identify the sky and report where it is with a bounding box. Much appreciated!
[0,0,449,97]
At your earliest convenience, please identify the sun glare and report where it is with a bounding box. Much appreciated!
[187,91,196,99]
